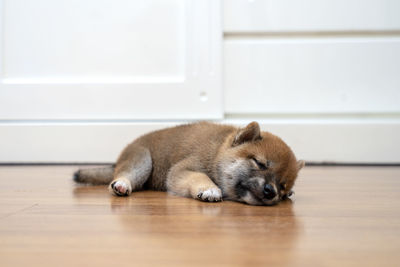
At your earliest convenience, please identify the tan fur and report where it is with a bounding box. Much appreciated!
[73,166,114,185]
[74,121,304,206]
[167,170,222,201]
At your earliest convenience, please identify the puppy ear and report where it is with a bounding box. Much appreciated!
[232,121,261,146]
[297,160,305,171]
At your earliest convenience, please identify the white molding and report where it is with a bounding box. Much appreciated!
[1,76,185,85]
[1,118,399,163]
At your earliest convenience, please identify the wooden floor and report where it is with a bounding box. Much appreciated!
[0,166,399,267]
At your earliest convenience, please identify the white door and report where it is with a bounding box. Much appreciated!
[0,0,222,120]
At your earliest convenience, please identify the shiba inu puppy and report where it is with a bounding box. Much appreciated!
[74,121,304,205]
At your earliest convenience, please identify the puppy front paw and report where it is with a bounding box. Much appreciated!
[109,178,132,196]
[197,187,222,202]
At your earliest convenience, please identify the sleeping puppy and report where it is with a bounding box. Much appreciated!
[74,121,304,206]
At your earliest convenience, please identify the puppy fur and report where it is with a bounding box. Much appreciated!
[74,121,304,205]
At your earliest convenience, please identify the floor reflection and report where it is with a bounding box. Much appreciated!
[72,184,303,266]
[106,191,304,266]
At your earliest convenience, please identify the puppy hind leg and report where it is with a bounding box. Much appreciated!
[109,177,132,197]
[109,145,152,197]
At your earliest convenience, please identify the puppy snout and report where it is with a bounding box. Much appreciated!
[263,184,277,200]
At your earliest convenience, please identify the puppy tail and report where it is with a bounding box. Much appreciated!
[73,165,115,185]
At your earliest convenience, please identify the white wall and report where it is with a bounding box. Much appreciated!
[0,0,399,164]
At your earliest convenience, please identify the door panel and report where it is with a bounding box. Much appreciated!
[224,0,400,32]
[0,0,222,120]
[225,37,400,114]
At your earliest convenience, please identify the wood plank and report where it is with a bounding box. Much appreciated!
[0,165,399,267]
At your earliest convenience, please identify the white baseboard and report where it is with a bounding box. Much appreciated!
[1,118,399,163]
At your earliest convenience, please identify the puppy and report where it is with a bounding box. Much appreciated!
[74,121,304,205]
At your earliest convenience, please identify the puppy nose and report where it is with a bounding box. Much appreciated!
[263,184,276,200]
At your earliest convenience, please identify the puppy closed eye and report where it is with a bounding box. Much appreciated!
[252,158,269,170]
[279,183,286,191]
[280,183,294,199]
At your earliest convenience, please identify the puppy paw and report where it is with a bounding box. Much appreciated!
[197,187,222,202]
[109,178,132,196]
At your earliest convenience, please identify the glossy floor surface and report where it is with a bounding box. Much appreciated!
[0,166,399,267]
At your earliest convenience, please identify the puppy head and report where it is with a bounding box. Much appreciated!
[218,122,304,206]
